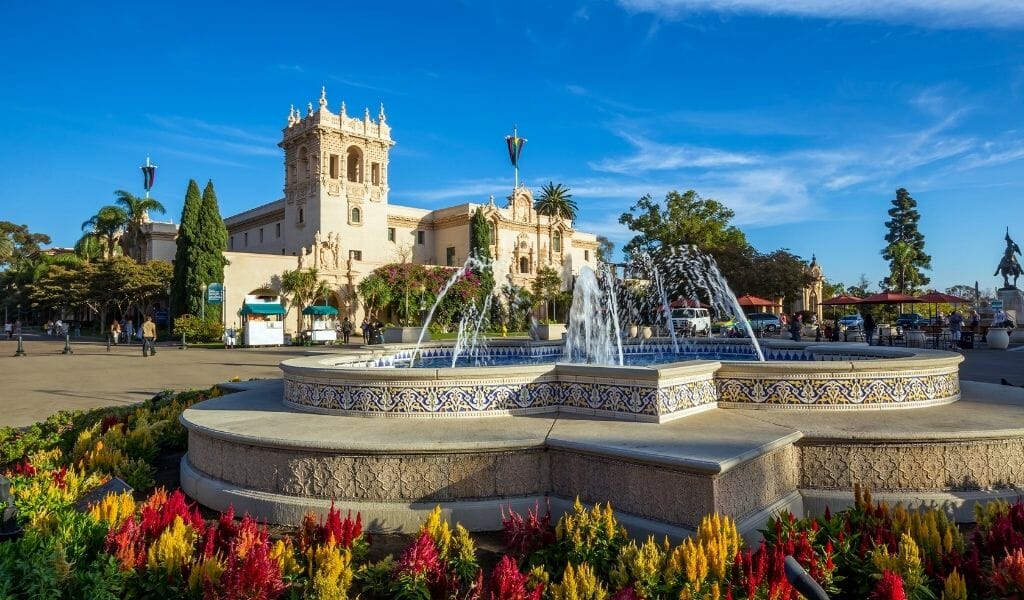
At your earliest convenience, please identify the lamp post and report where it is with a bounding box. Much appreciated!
[200,283,208,322]
[165,284,172,336]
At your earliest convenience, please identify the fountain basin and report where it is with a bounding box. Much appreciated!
[281,340,962,420]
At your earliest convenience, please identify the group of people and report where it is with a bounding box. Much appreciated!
[109,316,158,355]
[3,320,22,339]
[360,318,385,345]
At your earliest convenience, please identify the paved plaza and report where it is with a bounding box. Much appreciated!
[0,333,1021,429]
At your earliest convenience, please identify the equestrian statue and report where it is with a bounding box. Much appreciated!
[995,228,1022,289]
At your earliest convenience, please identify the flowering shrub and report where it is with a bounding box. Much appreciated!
[10,388,1024,600]
[359,262,490,330]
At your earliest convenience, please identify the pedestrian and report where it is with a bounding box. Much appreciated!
[125,320,135,345]
[110,320,121,345]
[341,317,353,344]
[948,309,964,347]
[863,312,875,345]
[993,308,1008,328]
[142,315,157,357]
[969,310,981,332]
[788,314,801,342]
[373,319,384,344]
[360,318,369,341]
[3,322,11,340]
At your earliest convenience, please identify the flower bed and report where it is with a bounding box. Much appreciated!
[2,388,1024,598]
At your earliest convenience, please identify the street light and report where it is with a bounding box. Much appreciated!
[200,283,208,322]
[166,284,172,336]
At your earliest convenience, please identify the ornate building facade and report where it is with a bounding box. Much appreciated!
[219,89,598,331]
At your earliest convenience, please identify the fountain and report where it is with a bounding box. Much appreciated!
[179,247,1024,541]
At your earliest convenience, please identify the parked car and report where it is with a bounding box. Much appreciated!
[838,314,864,330]
[744,312,782,332]
[895,313,927,329]
[671,307,712,335]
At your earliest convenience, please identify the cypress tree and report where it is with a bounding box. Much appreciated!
[193,180,229,319]
[469,207,495,296]
[881,188,931,292]
[171,180,202,318]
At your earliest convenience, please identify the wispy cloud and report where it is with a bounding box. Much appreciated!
[617,0,1024,28]
[146,115,280,160]
[155,147,252,169]
[589,132,759,173]
[327,74,404,96]
[565,84,647,114]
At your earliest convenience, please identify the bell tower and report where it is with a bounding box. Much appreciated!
[279,87,395,255]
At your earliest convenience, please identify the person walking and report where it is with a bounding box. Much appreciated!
[3,322,11,340]
[373,319,385,344]
[948,309,964,349]
[360,318,369,342]
[341,317,353,344]
[788,314,802,342]
[125,320,135,345]
[109,320,121,345]
[863,312,876,346]
[969,310,981,332]
[141,316,157,357]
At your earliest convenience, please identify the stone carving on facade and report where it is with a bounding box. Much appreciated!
[313,230,323,268]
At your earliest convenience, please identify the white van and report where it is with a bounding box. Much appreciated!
[671,307,711,335]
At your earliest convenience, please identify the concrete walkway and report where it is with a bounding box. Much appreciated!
[0,334,1020,429]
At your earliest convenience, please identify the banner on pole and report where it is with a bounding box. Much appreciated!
[141,157,157,191]
[505,130,526,168]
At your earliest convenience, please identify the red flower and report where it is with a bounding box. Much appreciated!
[871,570,907,600]
[396,532,441,578]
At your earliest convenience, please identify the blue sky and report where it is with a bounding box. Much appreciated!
[2,1,1023,293]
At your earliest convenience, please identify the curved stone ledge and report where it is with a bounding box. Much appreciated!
[282,344,964,415]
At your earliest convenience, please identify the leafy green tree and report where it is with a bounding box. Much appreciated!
[281,268,331,331]
[619,190,748,257]
[80,205,127,260]
[356,274,392,321]
[113,190,166,260]
[535,182,577,263]
[0,233,12,266]
[881,188,931,292]
[193,181,229,320]
[0,222,51,269]
[846,274,873,298]
[744,250,814,308]
[945,284,976,301]
[532,265,564,322]
[596,236,614,263]
[469,208,495,299]
[171,180,202,319]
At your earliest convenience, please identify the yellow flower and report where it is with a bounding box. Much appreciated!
[941,568,967,600]
[551,563,608,600]
[188,556,224,591]
[147,516,198,573]
[270,538,302,578]
[307,542,354,600]
[88,490,135,528]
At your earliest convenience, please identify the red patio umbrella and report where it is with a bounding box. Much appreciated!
[858,291,922,304]
[735,294,774,307]
[915,292,971,304]
[820,294,863,305]
[915,292,971,323]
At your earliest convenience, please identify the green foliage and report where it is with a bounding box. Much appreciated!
[0,221,51,269]
[596,235,614,263]
[881,188,931,293]
[469,208,496,297]
[619,190,748,257]
[535,182,578,222]
[171,180,202,319]
[281,268,331,329]
[173,314,225,343]
[80,205,127,260]
[194,180,229,300]
[532,265,564,321]
[360,263,486,330]
[113,190,166,261]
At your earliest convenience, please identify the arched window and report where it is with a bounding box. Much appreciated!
[298,147,309,179]
[552,231,562,253]
[351,207,361,224]
[519,257,529,274]
[346,146,363,182]
[489,222,497,245]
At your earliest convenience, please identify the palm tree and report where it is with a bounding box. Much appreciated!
[534,182,577,263]
[114,190,166,260]
[81,205,128,260]
[73,233,104,261]
[281,268,331,330]
[888,241,915,294]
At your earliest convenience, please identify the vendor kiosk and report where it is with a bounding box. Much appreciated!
[240,298,286,346]
[303,304,339,343]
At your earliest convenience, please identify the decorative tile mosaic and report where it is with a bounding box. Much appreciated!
[716,369,959,407]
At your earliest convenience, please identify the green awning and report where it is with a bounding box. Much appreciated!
[241,303,286,316]
[302,305,339,316]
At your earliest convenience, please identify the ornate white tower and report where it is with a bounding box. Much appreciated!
[279,88,395,254]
